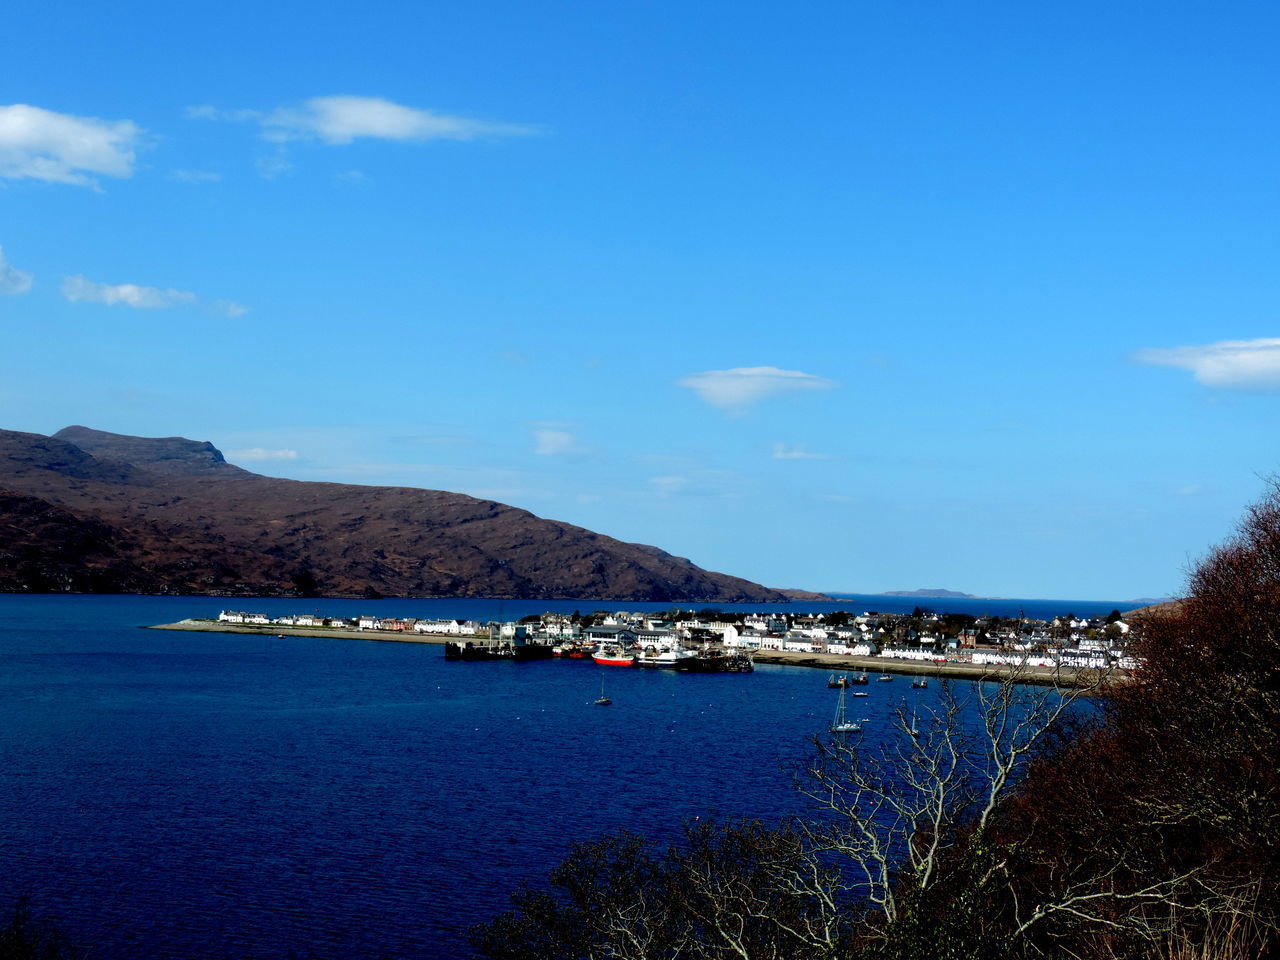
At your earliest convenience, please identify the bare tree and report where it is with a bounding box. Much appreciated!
[794,662,1114,954]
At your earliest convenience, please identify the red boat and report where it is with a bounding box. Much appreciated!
[592,643,637,667]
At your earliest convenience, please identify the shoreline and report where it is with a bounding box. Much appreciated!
[146,620,1109,688]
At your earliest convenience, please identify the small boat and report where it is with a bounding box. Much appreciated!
[594,679,612,706]
[877,674,894,682]
[673,649,754,672]
[911,678,928,689]
[637,646,695,668]
[830,686,861,734]
[827,674,849,689]
[852,691,869,698]
[592,643,637,667]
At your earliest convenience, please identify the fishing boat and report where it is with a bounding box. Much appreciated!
[830,686,862,734]
[594,678,612,705]
[674,648,754,672]
[592,643,637,667]
[851,672,869,685]
[912,678,928,689]
[637,645,695,668]
[827,673,849,688]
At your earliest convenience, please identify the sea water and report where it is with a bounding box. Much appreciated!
[0,594,1106,958]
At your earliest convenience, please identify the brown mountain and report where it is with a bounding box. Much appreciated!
[0,426,822,601]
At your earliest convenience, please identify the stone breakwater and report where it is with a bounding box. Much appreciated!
[147,620,1113,689]
[147,619,449,644]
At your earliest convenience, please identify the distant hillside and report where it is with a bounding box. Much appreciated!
[0,426,825,602]
[878,588,980,599]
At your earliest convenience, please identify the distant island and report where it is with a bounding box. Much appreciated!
[878,588,982,599]
[0,425,828,602]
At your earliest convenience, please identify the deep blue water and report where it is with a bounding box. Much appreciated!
[0,594,1092,959]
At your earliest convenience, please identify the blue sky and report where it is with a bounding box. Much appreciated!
[2,0,1277,600]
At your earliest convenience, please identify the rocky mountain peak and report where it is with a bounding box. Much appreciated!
[53,426,242,477]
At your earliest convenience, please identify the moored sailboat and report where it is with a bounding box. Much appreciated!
[830,686,862,734]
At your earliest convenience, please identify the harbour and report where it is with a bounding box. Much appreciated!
[147,616,1114,686]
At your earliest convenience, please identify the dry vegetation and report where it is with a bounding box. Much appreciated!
[474,493,1280,959]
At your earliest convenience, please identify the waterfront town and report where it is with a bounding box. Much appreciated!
[213,606,1144,671]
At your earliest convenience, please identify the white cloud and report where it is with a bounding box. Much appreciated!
[258,95,539,145]
[61,275,197,309]
[534,429,579,456]
[61,275,247,315]
[1134,338,1280,390]
[773,443,831,460]
[0,104,140,187]
[228,448,299,462]
[677,366,838,413]
[169,168,221,183]
[210,299,250,318]
[255,148,294,180]
[650,475,687,496]
[0,246,33,294]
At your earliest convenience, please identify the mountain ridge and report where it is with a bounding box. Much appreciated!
[0,426,824,602]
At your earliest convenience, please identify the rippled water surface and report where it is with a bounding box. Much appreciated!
[0,594,1079,958]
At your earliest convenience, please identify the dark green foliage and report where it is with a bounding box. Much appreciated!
[291,567,320,597]
[0,899,80,960]
[472,821,846,960]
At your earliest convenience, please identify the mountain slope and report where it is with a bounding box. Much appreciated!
[0,426,819,601]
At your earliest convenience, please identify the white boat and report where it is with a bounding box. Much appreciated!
[830,686,862,734]
[594,678,612,705]
[636,646,695,668]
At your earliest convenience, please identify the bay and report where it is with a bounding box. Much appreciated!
[0,593,1102,958]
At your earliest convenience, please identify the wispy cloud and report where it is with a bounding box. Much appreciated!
[1134,338,1280,390]
[0,104,140,187]
[677,366,837,414]
[168,168,221,183]
[650,475,688,496]
[228,447,299,462]
[190,95,540,146]
[262,95,540,144]
[61,275,196,309]
[773,443,830,460]
[209,298,250,318]
[255,147,293,180]
[0,246,33,294]
[534,429,580,456]
[61,274,247,316]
